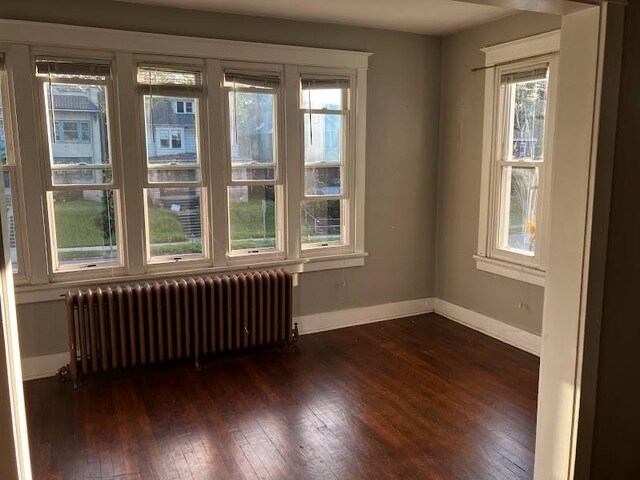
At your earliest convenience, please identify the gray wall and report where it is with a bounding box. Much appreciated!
[0,0,442,358]
[435,12,561,335]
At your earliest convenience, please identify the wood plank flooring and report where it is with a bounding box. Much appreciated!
[24,313,539,479]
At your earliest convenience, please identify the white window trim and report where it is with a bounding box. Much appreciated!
[476,30,560,287]
[0,20,369,299]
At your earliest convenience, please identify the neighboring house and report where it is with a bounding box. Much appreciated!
[145,97,197,165]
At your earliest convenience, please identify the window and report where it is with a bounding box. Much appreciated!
[2,26,368,290]
[54,121,91,143]
[36,58,122,272]
[224,70,281,254]
[138,65,207,263]
[155,128,183,151]
[476,33,559,286]
[0,55,22,274]
[175,100,193,114]
[300,76,350,249]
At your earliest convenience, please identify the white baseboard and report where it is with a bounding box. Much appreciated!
[21,352,69,381]
[433,298,541,356]
[296,297,435,335]
[20,296,541,380]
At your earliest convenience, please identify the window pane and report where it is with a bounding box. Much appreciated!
[44,83,111,167]
[304,113,342,165]
[3,172,18,273]
[52,190,119,266]
[0,84,18,272]
[147,188,203,258]
[137,67,202,86]
[228,185,276,251]
[305,166,342,196]
[148,169,200,183]
[144,96,199,167]
[508,78,547,162]
[501,167,538,254]
[228,91,276,169]
[231,166,275,182]
[52,168,112,186]
[301,200,342,246]
[301,86,344,110]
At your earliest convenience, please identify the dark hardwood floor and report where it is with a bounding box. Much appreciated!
[24,313,539,480]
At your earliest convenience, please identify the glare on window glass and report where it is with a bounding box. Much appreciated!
[228,91,276,181]
[508,78,547,162]
[502,166,538,255]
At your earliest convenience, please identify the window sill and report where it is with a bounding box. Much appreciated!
[14,252,368,305]
[473,254,545,287]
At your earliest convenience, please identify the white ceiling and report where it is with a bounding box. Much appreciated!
[114,0,514,35]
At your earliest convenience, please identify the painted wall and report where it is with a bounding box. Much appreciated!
[0,0,441,358]
[435,11,561,335]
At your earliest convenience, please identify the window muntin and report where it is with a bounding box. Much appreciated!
[0,61,21,274]
[493,64,549,260]
[138,64,208,264]
[300,77,350,249]
[224,70,281,255]
[36,59,123,271]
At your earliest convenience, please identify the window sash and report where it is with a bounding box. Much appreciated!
[137,64,210,265]
[224,72,281,187]
[488,60,553,268]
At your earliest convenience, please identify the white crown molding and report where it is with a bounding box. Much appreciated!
[0,19,372,69]
[481,29,561,66]
[21,297,542,380]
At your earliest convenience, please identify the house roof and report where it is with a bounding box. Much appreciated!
[53,95,99,112]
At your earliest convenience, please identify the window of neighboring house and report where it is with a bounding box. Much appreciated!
[300,76,350,250]
[155,127,184,151]
[54,120,91,143]
[0,55,22,274]
[224,70,281,255]
[36,58,122,273]
[476,34,559,286]
[175,100,193,114]
[138,65,207,264]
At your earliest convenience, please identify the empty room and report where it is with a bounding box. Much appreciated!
[0,0,637,479]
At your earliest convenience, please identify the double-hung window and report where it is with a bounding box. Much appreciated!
[0,54,23,274]
[36,58,123,272]
[223,70,281,255]
[300,76,351,250]
[476,33,559,286]
[138,65,208,263]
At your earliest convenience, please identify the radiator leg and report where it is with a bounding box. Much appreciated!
[290,322,299,346]
[56,364,77,389]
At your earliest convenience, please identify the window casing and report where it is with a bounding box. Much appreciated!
[476,37,559,286]
[35,58,125,274]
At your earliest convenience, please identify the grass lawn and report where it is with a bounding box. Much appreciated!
[54,198,189,248]
[54,197,280,252]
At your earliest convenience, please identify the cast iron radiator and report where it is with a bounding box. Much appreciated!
[64,269,295,387]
